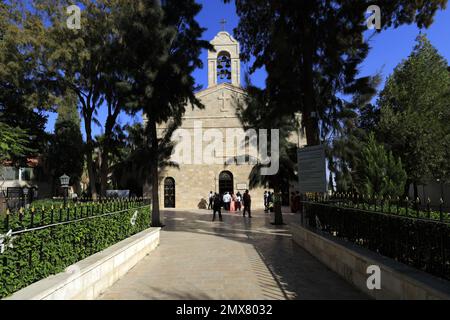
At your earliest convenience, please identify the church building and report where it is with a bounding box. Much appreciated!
[157,31,305,209]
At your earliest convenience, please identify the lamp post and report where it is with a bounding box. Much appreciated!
[23,187,29,209]
[60,174,70,207]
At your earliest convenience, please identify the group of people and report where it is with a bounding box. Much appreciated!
[264,190,303,213]
[208,190,252,221]
[263,190,275,213]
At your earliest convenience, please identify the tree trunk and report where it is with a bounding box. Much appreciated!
[413,182,419,201]
[85,118,98,199]
[273,182,284,225]
[100,143,110,197]
[404,179,411,199]
[300,3,320,147]
[148,118,162,227]
[100,107,120,197]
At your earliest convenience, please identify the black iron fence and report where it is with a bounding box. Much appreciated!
[1,197,152,234]
[0,198,152,298]
[0,187,38,212]
[300,194,450,281]
[303,193,449,222]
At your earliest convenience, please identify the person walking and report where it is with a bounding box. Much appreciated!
[236,191,242,211]
[230,193,236,212]
[243,190,252,218]
[268,191,274,212]
[212,193,223,222]
[290,192,297,213]
[223,192,231,211]
[264,191,269,212]
[208,191,214,210]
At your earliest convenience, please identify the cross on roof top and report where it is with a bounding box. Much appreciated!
[220,19,227,31]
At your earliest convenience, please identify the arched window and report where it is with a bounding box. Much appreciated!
[164,177,175,208]
[219,171,234,195]
[217,51,231,84]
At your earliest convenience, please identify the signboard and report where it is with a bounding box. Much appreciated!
[236,183,247,190]
[297,145,327,193]
[106,190,130,198]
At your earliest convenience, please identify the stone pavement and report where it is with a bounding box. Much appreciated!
[99,209,368,300]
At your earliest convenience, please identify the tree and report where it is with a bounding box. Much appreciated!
[0,122,32,163]
[0,1,53,162]
[0,120,33,188]
[110,122,179,197]
[47,92,84,194]
[357,133,407,198]
[98,73,132,197]
[120,0,210,226]
[237,76,298,225]
[378,35,450,197]
[38,0,131,199]
[327,75,382,193]
[225,0,447,146]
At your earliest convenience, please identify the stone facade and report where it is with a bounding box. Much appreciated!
[156,31,305,209]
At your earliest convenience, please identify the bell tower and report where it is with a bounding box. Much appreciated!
[207,31,241,88]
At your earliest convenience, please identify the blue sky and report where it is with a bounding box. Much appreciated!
[44,0,450,136]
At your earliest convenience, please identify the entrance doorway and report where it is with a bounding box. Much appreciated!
[219,171,234,195]
[164,177,176,208]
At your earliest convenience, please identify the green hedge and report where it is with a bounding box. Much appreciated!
[0,203,151,298]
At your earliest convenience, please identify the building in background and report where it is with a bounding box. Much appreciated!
[155,31,305,209]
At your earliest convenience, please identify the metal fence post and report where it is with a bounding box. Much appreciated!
[51,205,54,224]
[388,196,391,214]
[5,209,10,231]
[405,197,409,217]
[41,206,45,225]
[30,207,35,228]
[416,197,421,218]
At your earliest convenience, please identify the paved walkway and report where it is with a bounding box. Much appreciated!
[99,209,367,300]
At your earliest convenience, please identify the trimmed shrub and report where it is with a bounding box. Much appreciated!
[0,200,151,298]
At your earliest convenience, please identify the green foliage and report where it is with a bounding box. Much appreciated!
[0,122,33,163]
[237,77,298,191]
[0,1,53,159]
[378,35,450,185]
[357,133,407,198]
[0,200,151,298]
[328,75,382,193]
[236,76,299,224]
[118,0,210,226]
[225,0,447,145]
[47,95,84,187]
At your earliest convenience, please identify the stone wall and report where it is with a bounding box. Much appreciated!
[290,223,450,300]
[160,163,267,209]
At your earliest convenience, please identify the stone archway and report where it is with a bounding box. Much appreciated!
[219,171,234,196]
[164,177,176,208]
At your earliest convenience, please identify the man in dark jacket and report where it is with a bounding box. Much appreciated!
[243,190,252,218]
[212,193,223,221]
